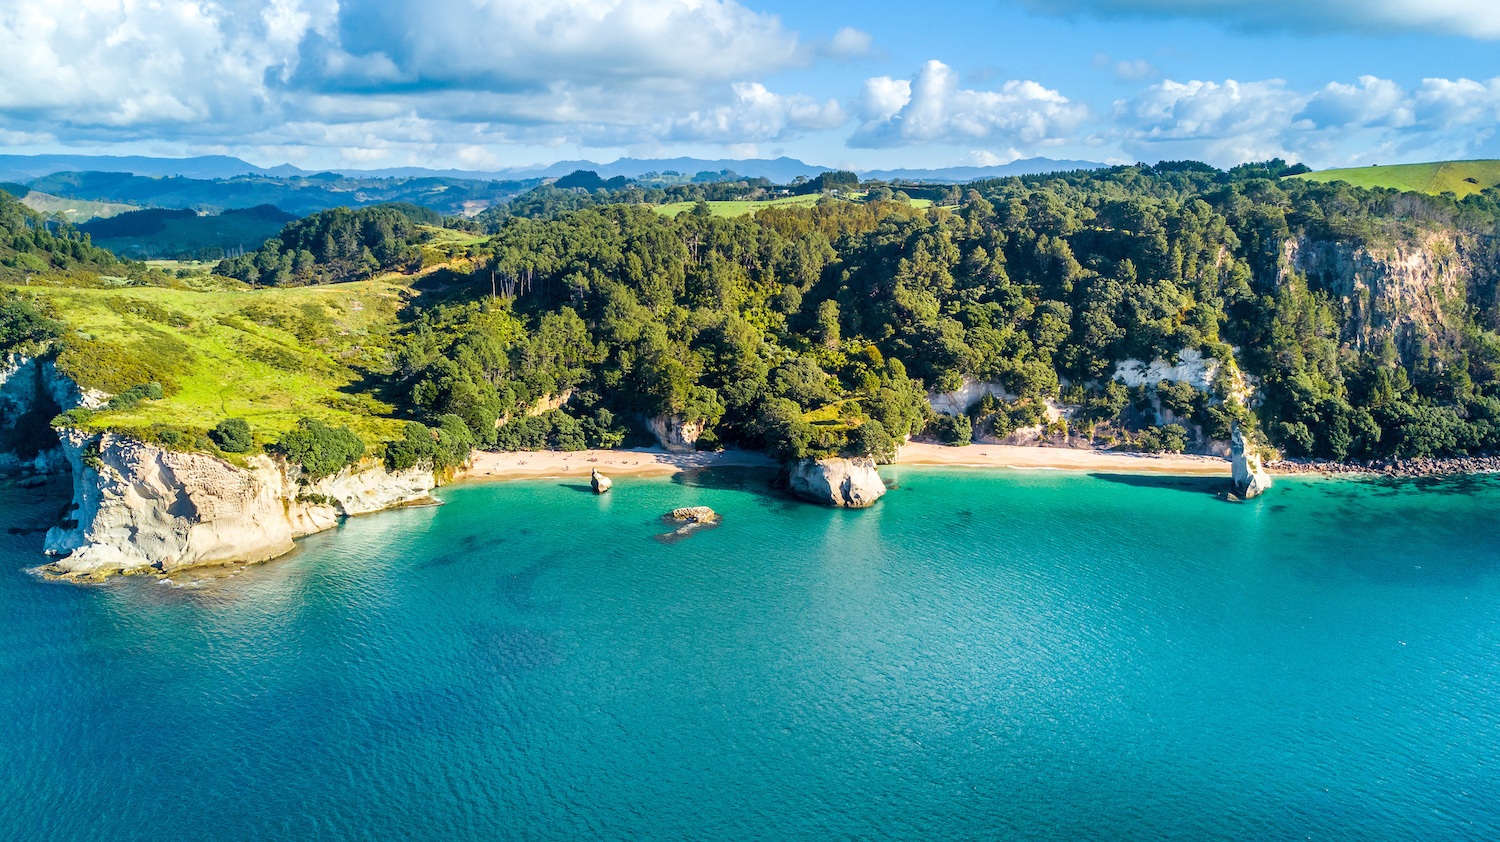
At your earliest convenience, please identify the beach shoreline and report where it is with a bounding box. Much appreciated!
[459,442,1232,483]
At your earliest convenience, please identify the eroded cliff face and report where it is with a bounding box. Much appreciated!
[0,354,109,475]
[39,430,436,581]
[787,456,886,508]
[1285,232,1478,358]
[648,414,705,453]
[1230,424,1272,500]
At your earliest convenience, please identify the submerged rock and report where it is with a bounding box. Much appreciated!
[787,456,886,508]
[591,468,612,494]
[1230,423,1273,499]
[657,506,719,542]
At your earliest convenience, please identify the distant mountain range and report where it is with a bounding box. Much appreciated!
[0,153,1106,185]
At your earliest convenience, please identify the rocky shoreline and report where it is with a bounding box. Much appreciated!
[1268,455,1500,479]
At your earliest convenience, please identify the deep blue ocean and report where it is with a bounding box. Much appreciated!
[1,467,1498,840]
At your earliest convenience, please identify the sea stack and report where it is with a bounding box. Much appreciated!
[591,468,612,494]
[787,456,886,508]
[1230,423,1273,499]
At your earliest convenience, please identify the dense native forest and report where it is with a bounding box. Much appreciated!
[0,190,121,280]
[7,159,1500,471]
[371,160,1500,465]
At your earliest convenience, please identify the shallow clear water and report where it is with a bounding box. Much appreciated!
[2,468,1498,840]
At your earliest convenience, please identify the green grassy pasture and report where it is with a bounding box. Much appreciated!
[1290,160,1500,197]
[20,192,138,222]
[5,278,415,446]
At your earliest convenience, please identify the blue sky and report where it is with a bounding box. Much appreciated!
[2,0,1498,172]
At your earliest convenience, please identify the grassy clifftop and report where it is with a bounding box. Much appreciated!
[6,275,415,447]
[1290,160,1500,197]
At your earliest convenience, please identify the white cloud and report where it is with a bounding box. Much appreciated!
[1297,76,1413,129]
[849,60,1088,151]
[0,0,832,159]
[311,0,803,92]
[823,27,874,59]
[1111,59,1161,82]
[1412,77,1500,129]
[1114,75,1500,166]
[666,83,846,143]
[1024,0,1500,38]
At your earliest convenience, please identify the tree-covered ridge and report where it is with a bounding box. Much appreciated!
[387,162,1500,464]
[12,160,1500,474]
[0,189,121,280]
[214,203,439,286]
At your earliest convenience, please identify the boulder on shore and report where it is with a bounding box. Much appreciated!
[591,468,612,494]
[787,456,886,508]
[1230,423,1273,499]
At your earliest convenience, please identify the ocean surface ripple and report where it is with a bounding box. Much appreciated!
[1,468,1497,840]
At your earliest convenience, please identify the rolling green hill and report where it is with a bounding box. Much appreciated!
[8,277,413,447]
[1290,160,1500,197]
[18,191,138,222]
[80,205,296,260]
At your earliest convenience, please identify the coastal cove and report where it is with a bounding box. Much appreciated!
[462,442,1233,482]
[2,467,1498,840]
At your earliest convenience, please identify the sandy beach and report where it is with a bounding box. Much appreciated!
[893,442,1230,476]
[461,442,1230,482]
[462,448,780,481]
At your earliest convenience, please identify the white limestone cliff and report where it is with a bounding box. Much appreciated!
[648,414,705,453]
[1230,424,1272,499]
[39,430,435,581]
[0,354,110,474]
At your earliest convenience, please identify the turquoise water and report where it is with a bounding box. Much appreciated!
[2,468,1499,840]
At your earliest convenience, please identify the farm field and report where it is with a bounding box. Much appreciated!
[1290,160,1500,197]
[18,191,138,222]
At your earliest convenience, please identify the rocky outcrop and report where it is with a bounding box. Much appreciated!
[1111,347,1256,406]
[669,506,717,523]
[38,430,435,581]
[591,468,612,494]
[787,456,886,508]
[928,380,1013,417]
[1285,233,1474,359]
[647,414,705,453]
[1230,424,1272,499]
[0,354,109,475]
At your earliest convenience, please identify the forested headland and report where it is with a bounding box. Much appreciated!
[7,159,1500,475]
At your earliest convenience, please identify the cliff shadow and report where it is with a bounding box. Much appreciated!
[668,466,779,493]
[1089,473,1228,497]
[335,368,425,423]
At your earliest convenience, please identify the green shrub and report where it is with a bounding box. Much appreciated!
[846,419,896,463]
[492,409,614,453]
[385,415,474,472]
[1132,424,1188,453]
[276,417,365,479]
[209,418,253,453]
[107,382,165,411]
[928,413,973,446]
[51,407,94,428]
[757,397,815,460]
[0,293,62,354]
